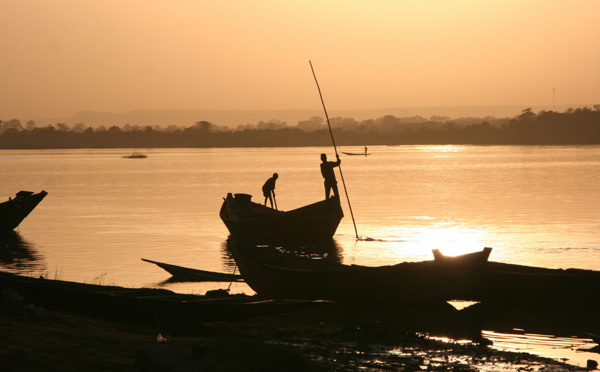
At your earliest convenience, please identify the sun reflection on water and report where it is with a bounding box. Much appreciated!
[482,331,599,368]
[410,224,491,257]
[415,145,463,153]
[339,223,498,266]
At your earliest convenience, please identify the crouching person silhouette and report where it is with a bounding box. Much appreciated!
[262,173,278,208]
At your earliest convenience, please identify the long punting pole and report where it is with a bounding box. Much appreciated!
[309,60,359,240]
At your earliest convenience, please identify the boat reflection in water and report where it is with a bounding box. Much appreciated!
[0,230,46,276]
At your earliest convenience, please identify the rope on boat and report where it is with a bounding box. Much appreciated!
[227,264,238,292]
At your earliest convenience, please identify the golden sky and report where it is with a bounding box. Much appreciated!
[1,0,599,120]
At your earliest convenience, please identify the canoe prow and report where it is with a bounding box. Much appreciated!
[142,258,243,282]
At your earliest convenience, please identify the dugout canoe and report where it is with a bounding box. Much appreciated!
[219,193,344,242]
[142,258,243,282]
[0,271,316,325]
[227,239,486,304]
[0,190,48,230]
[341,152,370,156]
[432,247,492,266]
[228,240,600,306]
[475,261,600,306]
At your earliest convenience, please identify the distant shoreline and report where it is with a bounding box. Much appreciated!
[7,104,592,128]
[2,107,599,148]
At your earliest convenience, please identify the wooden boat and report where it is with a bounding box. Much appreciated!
[123,152,147,158]
[142,258,243,282]
[219,193,344,242]
[0,271,317,326]
[230,240,600,306]
[432,247,492,266]
[473,261,600,306]
[228,239,486,304]
[0,190,48,230]
[341,152,369,156]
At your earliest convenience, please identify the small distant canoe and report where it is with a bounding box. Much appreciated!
[123,152,147,158]
[0,190,48,230]
[220,193,344,242]
[142,258,243,282]
[341,152,369,156]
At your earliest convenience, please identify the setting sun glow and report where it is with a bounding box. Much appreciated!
[2,1,599,122]
[411,225,490,256]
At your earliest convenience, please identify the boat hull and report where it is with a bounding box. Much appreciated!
[0,271,316,325]
[0,190,48,230]
[475,262,600,306]
[142,258,243,282]
[219,193,344,242]
[228,240,484,304]
[341,152,369,156]
[229,241,600,306]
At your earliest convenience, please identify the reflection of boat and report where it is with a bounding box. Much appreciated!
[0,230,46,274]
[228,239,485,304]
[0,190,48,230]
[142,258,243,282]
[0,271,317,325]
[219,193,344,242]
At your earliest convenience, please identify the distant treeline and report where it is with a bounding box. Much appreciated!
[1,107,599,149]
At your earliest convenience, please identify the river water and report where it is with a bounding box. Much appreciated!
[2,145,599,366]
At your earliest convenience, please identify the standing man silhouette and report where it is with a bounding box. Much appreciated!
[320,153,341,199]
[262,173,278,208]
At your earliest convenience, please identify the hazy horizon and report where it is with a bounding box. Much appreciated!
[5,104,590,128]
[2,1,599,121]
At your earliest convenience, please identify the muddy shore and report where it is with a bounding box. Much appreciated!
[1,289,593,372]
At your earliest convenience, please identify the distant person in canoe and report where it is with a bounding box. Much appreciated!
[262,173,278,208]
[320,153,341,199]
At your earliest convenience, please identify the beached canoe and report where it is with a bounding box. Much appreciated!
[0,271,317,326]
[142,258,243,282]
[432,247,492,266]
[474,261,600,306]
[229,240,600,306]
[0,190,48,230]
[227,239,486,304]
[219,193,344,242]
